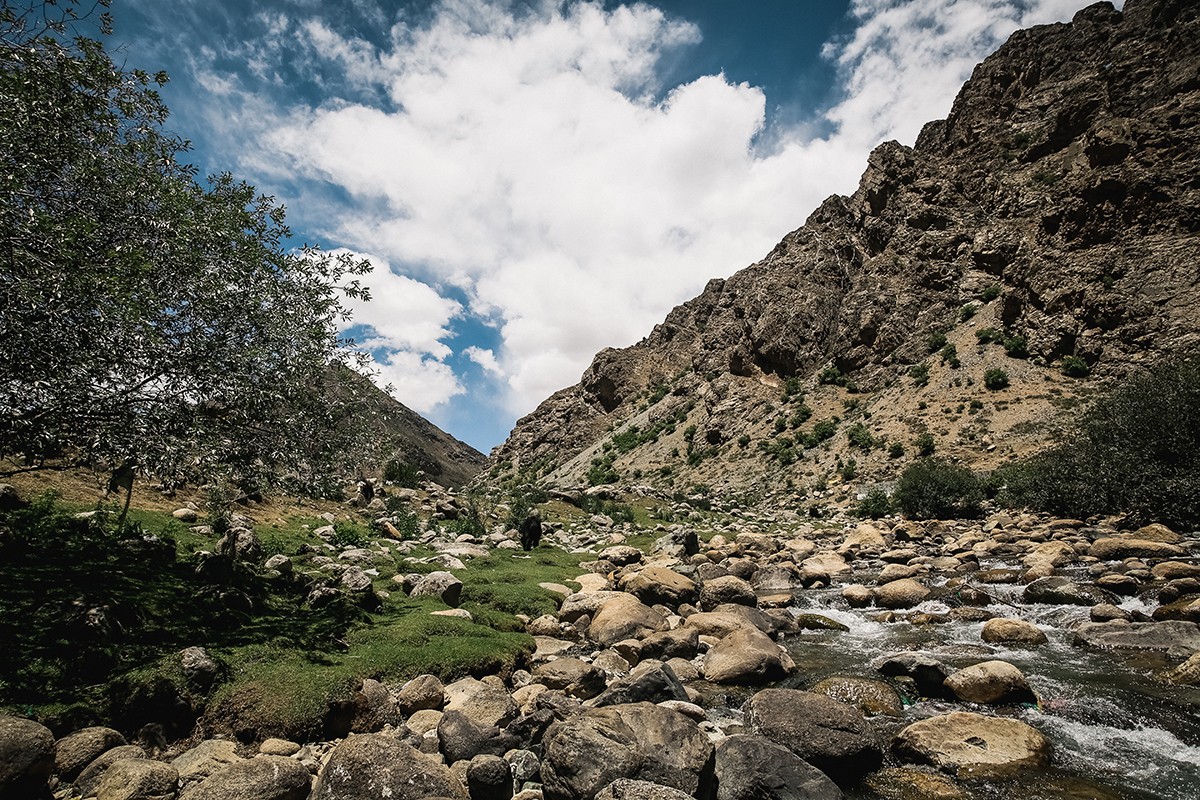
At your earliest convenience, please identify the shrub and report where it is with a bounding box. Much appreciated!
[383,459,420,488]
[893,459,984,519]
[976,327,1002,344]
[839,459,858,481]
[995,356,1200,527]
[927,332,948,352]
[847,423,876,450]
[960,304,977,321]
[914,432,936,456]
[984,368,1010,390]
[940,343,960,368]
[1061,355,1090,378]
[1002,335,1028,358]
[908,363,930,387]
[855,489,890,519]
[818,366,845,386]
[888,442,905,458]
[980,284,1002,302]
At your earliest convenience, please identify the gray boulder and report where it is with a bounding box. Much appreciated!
[75,745,149,797]
[891,711,1051,777]
[178,756,310,800]
[95,758,179,800]
[438,710,520,765]
[55,726,126,782]
[744,689,882,786]
[0,715,55,797]
[541,703,715,800]
[702,627,795,685]
[1074,620,1200,659]
[411,571,464,606]
[592,662,690,707]
[596,779,695,800]
[396,673,445,715]
[310,734,467,800]
[714,735,842,800]
[465,754,512,800]
[1022,576,1111,606]
[943,660,1038,705]
[699,575,757,610]
[533,658,607,699]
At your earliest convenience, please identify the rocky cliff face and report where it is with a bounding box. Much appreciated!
[490,0,1200,501]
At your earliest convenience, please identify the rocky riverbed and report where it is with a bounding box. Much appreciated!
[3,510,1198,800]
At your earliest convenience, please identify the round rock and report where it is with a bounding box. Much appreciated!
[891,711,1051,777]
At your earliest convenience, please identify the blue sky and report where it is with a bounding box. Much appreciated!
[109,0,1095,453]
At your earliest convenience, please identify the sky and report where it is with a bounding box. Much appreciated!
[108,0,1101,454]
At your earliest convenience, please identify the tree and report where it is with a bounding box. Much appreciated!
[0,1,375,495]
[893,458,983,520]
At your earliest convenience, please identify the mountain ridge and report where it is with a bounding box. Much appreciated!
[487,0,1200,501]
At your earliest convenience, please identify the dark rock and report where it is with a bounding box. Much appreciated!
[714,735,842,800]
[699,575,757,610]
[0,715,55,797]
[54,726,126,783]
[1074,620,1200,659]
[310,734,467,800]
[874,653,953,698]
[1022,576,1113,606]
[465,754,512,800]
[438,710,521,765]
[592,662,690,707]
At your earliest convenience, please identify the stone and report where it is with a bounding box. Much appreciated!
[438,710,520,765]
[179,756,311,800]
[1089,537,1184,561]
[533,658,607,699]
[310,734,467,800]
[874,653,952,698]
[1132,524,1184,544]
[714,734,842,800]
[1022,576,1111,606]
[877,563,921,584]
[173,508,198,522]
[744,689,882,786]
[1165,652,1200,685]
[1153,561,1200,581]
[411,571,464,606]
[75,746,149,797]
[595,779,695,800]
[172,739,241,785]
[0,715,55,797]
[465,754,512,800]
[444,676,519,728]
[397,673,446,715]
[55,726,126,782]
[699,575,757,610]
[702,627,795,685]
[179,646,220,691]
[892,712,1051,778]
[258,739,301,757]
[559,591,625,622]
[95,759,179,800]
[1153,596,1200,624]
[620,568,698,608]
[683,605,779,637]
[638,627,700,661]
[588,594,668,646]
[592,662,690,707]
[875,578,930,609]
[863,767,966,800]
[1074,620,1200,659]
[350,677,400,732]
[943,660,1038,705]
[541,703,714,800]
[980,617,1048,645]
[598,545,643,566]
[842,584,873,608]
[810,676,904,716]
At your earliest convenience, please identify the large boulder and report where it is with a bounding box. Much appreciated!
[443,676,519,728]
[55,726,126,782]
[588,594,668,646]
[683,605,779,637]
[437,710,520,765]
[410,571,464,606]
[1089,537,1184,561]
[595,779,694,800]
[0,715,55,797]
[1073,620,1200,659]
[310,734,467,800]
[464,754,512,800]
[874,579,930,609]
[75,746,149,797]
[943,661,1038,705]
[178,756,310,800]
[172,740,241,786]
[744,689,882,786]
[714,735,842,800]
[396,673,445,716]
[592,662,690,707]
[620,568,698,608]
[809,677,903,717]
[891,712,1051,777]
[95,759,179,800]
[533,658,607,699]
[874,653,952,699]
[541,703,715,800]
[699,575,758,610]
[980,618,1048,645]
[702,627,795,685]
[639,627,700,661]
[1022,577,1110,606]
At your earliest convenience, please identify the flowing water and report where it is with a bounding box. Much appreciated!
[763,567,1200,800]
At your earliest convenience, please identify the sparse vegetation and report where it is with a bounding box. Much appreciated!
[915,432,936,456]
[893,458,984,519]
[1061,355,1090,378]
[855,488,890,519]
[984,368,1010,390]
[908,362,930,387]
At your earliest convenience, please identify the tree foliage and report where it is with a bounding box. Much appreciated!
[893,458,983,520]
[0,1,376,492]
[995,357,1200,527]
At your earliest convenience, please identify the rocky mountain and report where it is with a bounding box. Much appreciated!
[489,0,1200,502]
[341,367,486,488]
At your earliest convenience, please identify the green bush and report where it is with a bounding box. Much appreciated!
[1002,335,1028,358]
[855,489,890,519]
[383,459,420,488]
[914,432,936,456]
[847,423,876,450]
[960,304,977,321]
[893,458,984,519]
[1061,355,1090,378]
[980,284,1002,302]
[908,363,930,387]
[940,343,960,368]
[976,327,1002,344]
[888,442,905,458]
[984,368,1010,390]
[927,332,948,352]
[995,357,1200,527]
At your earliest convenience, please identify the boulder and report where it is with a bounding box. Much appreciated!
[258,739,300,757]
[875,579,930,609]
[1152,561,1200,581]
[598,545,644,566]
[810,677,903,717]
[592,662,690,707]
[863,767,966,800]
[699,575,758,610]
[1073,620,1200,659]
[943,661,1037,705]
[465,754,512,800]
[396,673,445,716]
[350,677,400,732]
[411,571,464,606]
[980,618,1047,645]
[444,676,519,728]
[588,594,668,646]
[1166,652,1200,685]
[891,712,1051,777]
[310,734,467,800]
[714,735,842,800]
[620,568,698,608]
[1089,537,1184,561]
[437,710,520,765]
[638,627,700,661]
[842,584,873,608]
[595,779,694,800]
[684,605,779,637]
[172,740,241,785]
[559,591,625,622]
[744,689,882,785]
[179,647,221,692]
[95,758,179,800]
[75,746,149,797]
[1022,576,1111,606]
[533,658,607,699]
[1153,596,1200,624]
[874,653,952,698]
[541,703,715,800]
[55,726,126,782]
[0,715,55,797]
[179,756,310,800]
[702,627,795,685]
